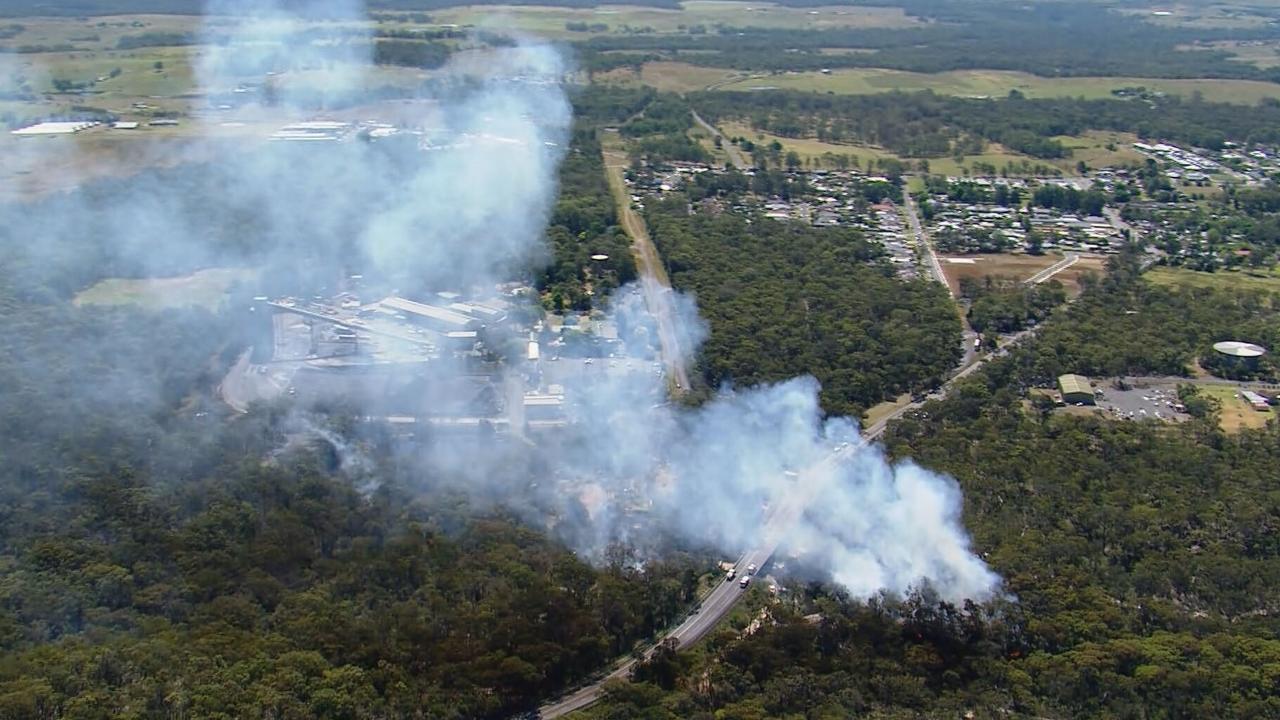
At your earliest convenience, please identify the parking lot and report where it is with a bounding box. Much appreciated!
[1095,380,1190,423]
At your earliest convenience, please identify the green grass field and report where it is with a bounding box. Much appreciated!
[1146,266,1280,293]
[0,14,201,53]
[709,66,1280,104]
[1198,384,1275,433]
[1056,131,1147,168]
[74,268,257,310]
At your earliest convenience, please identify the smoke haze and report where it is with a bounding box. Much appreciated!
[0,0,999,604]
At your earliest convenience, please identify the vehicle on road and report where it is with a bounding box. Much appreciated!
[739,576,751,589]
[726,568,736,581]
[746,563,757,575]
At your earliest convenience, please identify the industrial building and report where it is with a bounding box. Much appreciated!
[377,297,480,332]
[1058,374,1095,405]
[271,120,352,142]
[10,121,100,136]
[1242,390,1271,412]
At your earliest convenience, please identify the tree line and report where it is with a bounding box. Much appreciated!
[580,0,1280,81]
[690,90,1280,159]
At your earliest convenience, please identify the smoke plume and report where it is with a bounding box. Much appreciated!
[0,0,999,604]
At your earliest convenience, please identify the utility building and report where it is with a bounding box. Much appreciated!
[1058,374,1095,405]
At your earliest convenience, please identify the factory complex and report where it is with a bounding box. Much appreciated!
[224,281,664,437]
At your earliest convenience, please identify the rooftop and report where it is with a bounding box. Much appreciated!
[1058,374,1093,396]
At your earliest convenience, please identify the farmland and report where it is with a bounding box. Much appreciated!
[428,2,923,37]
[709,67,1280,105]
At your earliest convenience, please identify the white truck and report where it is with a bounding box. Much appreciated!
[739,575,751,589]
[746,563,757,575]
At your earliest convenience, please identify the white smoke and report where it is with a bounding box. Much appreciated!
[556,297,1000,603]
[361,44,571,287]
[198,0,373,109]
[1,0,1000,604]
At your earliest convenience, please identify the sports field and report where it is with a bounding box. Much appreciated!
[710,67,1280,105]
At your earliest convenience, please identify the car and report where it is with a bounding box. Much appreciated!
[746,563,757,575]
[739,576,751,589]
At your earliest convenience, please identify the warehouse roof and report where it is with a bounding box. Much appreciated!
[380,297,475,329]
[1058,374,1093,396]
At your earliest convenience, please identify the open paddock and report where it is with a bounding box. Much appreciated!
[939,254,1060,295]
[1145,266,1280,294]
[430,2,923,37]
[714,120,1139,177]
[940,253,1106,296]
[708,66,1280,105]
[1199,384,1276,433]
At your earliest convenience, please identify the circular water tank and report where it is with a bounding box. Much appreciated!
[1213,341,1267,358]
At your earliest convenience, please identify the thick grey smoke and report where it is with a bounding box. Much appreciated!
[2,0,999,604]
